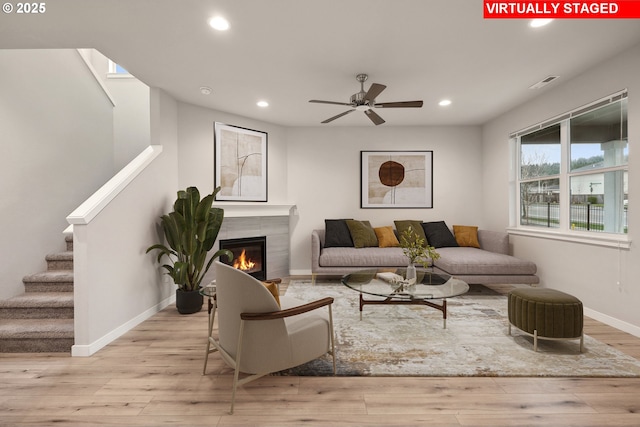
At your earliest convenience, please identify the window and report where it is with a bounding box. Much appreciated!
[107,60,133,78]
[513,91,628,236]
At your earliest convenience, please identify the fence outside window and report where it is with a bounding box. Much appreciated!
[521,202,628,232]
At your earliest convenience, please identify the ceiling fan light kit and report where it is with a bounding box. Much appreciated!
[309,73,423,125]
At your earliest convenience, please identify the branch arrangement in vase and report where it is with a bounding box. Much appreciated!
[399,225,440,268]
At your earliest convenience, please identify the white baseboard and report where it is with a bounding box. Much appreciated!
[289,269,312,276]
[71,294,175,357]
[584,307,640,338]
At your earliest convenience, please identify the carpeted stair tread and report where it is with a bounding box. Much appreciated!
[23,270,74,283]
[0,292,74,308]
[0,319,74,339]
[45,251,73,261]
[45,251,73,270]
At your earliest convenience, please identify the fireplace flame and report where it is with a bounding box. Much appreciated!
[233,249,256,271]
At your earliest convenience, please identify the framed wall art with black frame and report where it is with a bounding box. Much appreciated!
[214,122,268,202]
[360,150,433,209]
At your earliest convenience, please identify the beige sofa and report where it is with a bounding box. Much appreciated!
[311,229,539,285]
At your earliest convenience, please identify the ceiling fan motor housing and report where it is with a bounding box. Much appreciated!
[351,91,370,107]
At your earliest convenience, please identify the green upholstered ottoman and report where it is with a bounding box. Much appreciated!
[508,288,584,352]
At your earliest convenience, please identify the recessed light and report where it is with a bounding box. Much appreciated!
[200,86,212,95]
[530,19,553,28]
[257,100,269,108]
[208,16,230,31]
[439,99,452,107]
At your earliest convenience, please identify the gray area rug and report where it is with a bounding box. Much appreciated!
[280,279,640,377]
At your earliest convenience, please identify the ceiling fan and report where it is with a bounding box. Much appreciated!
[309,73,423,125]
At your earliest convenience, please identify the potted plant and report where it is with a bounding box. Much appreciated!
[147,186,232,314]
[399,226,440,281]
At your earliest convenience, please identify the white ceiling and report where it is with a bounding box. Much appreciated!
[2,0,640,127]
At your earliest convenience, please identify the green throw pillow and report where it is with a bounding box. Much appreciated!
[345,220,379,248]
[394,220,427,246]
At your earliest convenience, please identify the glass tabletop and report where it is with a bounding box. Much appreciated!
[199,284,216,298]
[341,268,469,300]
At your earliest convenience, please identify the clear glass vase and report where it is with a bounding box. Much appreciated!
[406,264,417,282]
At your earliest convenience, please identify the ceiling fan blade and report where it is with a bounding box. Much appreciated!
[309,100,354,106]
[364,109,385,125]
[363,83,386,103]
[374,101,424,108]
[321,109,355,124]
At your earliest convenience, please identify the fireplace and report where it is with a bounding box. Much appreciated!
[219,236,267,281]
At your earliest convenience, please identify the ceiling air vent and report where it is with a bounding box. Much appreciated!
[529,75,559,89]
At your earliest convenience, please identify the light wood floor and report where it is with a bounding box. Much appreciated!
[2,281,640,426]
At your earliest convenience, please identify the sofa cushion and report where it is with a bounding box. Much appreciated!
[345,220,378,248]
[394,220,427,245]
[319,247,409,267]
[324,219,354,248]
[453,225,481,248]
[434,247,537,276]
[374,226,400,248]
[422,221,459,248]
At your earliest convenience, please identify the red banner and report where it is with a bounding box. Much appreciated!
[484,1,640,18]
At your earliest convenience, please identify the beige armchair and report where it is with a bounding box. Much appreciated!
[204,261,336,414]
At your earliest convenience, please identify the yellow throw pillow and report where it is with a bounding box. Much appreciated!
[262,281,281,307]
[374,226,400,248]
[453,225,481,248]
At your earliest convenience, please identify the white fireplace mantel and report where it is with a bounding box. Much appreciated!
[217,203,297,218]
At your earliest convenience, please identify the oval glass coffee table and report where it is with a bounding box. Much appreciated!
[341,268,469,328]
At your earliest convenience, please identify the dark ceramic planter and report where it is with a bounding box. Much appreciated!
[176,289,203,314]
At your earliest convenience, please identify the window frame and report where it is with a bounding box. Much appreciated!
[509,90,630,249]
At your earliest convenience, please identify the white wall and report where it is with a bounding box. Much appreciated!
[286,126,483,273]
[175,103,483,275]
[482,42,640,333]
[0,49,115,299]
[80,48,151,171]
[177,101,288,199]
[72,88,179,355]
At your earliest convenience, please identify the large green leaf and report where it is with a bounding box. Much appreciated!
[195,194,213,224]
[161,212,184,252]
[182,187,200,225]
[202,208,225,251]
[172,261,189,285]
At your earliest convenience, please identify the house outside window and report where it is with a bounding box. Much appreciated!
[512,91,628,237]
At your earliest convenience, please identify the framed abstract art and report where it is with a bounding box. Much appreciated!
[214,123,268,202]
[361,150,433,208]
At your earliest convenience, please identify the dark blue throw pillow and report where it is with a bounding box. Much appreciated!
[422,221,459,248]
[324,219,354,247]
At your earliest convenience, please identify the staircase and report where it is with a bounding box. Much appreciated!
[0,236,74,353]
